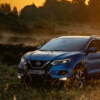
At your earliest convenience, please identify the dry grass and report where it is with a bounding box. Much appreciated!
[1,63,100,100]
[0,58,100,100]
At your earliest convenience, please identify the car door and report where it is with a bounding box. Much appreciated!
[86,39,100,75]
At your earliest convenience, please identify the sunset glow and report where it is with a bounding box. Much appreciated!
[0,0,89,12]
[0,0,46,11]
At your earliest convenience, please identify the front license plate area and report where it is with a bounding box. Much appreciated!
[29,70,45,75]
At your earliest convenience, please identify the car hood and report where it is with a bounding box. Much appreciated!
[24,50,82,61]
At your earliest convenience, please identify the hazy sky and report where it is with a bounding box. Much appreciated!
[0,0,89,12]
[0,0,46,11]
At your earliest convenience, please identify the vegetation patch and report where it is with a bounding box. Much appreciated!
[0,44,37,64]
[0,62,100,100]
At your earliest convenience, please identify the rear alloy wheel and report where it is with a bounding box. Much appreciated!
[72,64,87,88]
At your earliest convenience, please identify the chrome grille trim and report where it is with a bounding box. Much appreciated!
[28,60,50,69]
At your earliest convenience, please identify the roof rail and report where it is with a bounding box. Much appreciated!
[54,35,70,38]
[91,35,98,37]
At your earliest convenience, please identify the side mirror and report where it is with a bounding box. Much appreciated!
[87,47,98,53]
[37,46,41,50]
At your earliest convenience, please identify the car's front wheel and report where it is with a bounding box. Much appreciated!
[71,64,87,88]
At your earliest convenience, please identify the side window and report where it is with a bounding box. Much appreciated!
[87,40,100,52]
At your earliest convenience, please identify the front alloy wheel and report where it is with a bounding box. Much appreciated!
[72,64,87,88]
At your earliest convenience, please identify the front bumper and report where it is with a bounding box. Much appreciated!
[18,61,73,82]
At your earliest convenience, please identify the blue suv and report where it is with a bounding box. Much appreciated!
[18,36,100,87]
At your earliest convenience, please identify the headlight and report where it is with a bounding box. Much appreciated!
[21,57,27,64]
[51,58,72,66]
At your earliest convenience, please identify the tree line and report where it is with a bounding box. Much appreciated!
[20,0,100,22]
[0,0,100,32]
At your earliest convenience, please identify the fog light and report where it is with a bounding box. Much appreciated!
[18,75,21,79]
[59,77,67,81]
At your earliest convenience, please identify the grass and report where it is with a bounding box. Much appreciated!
[1,62,100,100]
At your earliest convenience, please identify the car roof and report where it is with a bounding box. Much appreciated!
[58,36,90,39]
[55,36,100,39]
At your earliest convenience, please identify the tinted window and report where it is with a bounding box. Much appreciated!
[40,38,88,51]
[87,40,100,52]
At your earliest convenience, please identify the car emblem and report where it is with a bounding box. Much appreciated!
[36,61,41,66]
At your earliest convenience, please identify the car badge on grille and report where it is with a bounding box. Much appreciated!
[36,61,41,66]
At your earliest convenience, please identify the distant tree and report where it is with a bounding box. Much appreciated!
[12,7,18,15]
[0,4,5,12]
[43,0,73,21]
[4,3,11,13]
[88,0,100,21]
[71,0,89,22]
[72,0,86,4]
[20,4,37,20]
[0,3,11,13]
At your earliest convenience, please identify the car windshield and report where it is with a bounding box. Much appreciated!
[40,38,89,51]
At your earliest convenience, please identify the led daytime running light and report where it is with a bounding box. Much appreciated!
[51,58,72,66]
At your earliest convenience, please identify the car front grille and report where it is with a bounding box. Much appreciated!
[27,60,52,75]
[29,60,47,68]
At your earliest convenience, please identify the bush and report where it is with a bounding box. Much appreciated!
[0,44,37,64]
